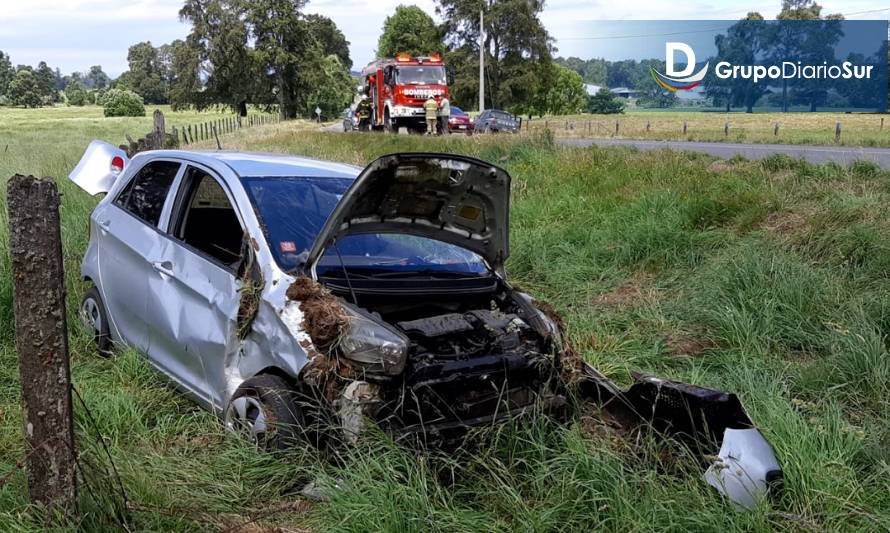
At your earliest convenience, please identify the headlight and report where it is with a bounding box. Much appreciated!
[339,307,408,376]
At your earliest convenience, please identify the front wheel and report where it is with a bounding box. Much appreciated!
[226,374,304,450]
[383,110,393,133]
[81,286,113,357]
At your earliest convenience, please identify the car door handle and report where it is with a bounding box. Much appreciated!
[98,219,111,232]
[151,261,175,277]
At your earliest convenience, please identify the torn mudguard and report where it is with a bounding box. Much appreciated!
[576,364,782,510]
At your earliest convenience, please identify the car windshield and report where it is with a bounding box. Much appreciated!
[451,106,466,116]
[396,66,446,85]
[492,111,512,120]
[240,176,489,276]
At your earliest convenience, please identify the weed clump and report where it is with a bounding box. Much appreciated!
[287,277,348,355]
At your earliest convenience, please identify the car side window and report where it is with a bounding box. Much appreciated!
[114,160,181,227]
[170,166,244,269]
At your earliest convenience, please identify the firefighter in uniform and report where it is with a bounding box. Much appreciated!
[424,96,438,135]
[355,95,372,131]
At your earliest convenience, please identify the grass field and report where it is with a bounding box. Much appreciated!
[522,110,890,148]
[1,108,889,531]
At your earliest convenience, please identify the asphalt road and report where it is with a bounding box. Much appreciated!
[558,138,890,168]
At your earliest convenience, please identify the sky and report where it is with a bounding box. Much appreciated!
[0,0,886,77]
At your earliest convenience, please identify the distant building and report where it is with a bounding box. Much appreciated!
[610,87,638,98]
[585,84,603,96]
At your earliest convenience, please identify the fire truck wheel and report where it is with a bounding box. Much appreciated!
[383,110,393,133]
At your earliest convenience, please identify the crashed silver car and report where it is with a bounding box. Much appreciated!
[70,141,781,508]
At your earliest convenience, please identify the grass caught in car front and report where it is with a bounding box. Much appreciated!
[1,120,888,530]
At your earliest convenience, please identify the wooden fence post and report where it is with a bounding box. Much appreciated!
[7,175,76,514]
[881,117,884,131]
[774,122,780,136]
[152,110,166,149]
[724,122,729,137]
[646,121,650,132]
[835,121,841,142]
[614,120,619,135]
[683,121,687,135]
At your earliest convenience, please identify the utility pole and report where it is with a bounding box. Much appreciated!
[479,8,485,112]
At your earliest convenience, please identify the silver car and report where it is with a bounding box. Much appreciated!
[70,142,780,508]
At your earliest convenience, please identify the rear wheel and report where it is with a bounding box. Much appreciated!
[226,374,304,450]
[81,287,113,357]
[383,109,393,133]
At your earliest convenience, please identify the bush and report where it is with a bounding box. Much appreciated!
[65,81,88,106]
[586,88,625,114]
[102,89,145,117]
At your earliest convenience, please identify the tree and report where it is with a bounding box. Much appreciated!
[703,13,770,113]
[555,56,607,85]
[180,0,263,116]
[587,88,624,114]
[437,0,553,112]
[305,14,352,69]
[167,39,203,110]
[307,55,356,118]
[377,5,444,58]
[64,80,88,106]
[35,62,58,103]
[530,63,585,115]
[7,69,43,107]
[246,0,322,119]
[117,41,168,104]
[85,66,110,89]
[773,2,843,111]
[0,50,14,97]
[777,0,840,20]
[178,0,353,117]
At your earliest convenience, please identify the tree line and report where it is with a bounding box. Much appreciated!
[555,1,890,113]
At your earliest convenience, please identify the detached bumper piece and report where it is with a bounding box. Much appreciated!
[577,364,782,510]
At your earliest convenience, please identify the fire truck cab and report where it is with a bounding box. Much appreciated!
[360,54,451,132]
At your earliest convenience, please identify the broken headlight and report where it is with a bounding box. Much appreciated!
[339,307,408,376]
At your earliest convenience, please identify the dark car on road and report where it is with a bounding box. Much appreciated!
[476,109,520,134]
[446,106,474,135]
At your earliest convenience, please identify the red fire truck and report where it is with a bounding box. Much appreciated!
[360,53,452,132]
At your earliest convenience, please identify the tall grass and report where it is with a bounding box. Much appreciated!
[0,111,889,530]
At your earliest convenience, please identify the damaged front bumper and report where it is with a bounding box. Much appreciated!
[576,365,782,510]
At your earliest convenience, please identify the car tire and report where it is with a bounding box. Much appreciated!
[383,109,393,133]
[226,374,305,450]
[81,286,113,357]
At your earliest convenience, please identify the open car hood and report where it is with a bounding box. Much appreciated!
[304,153,510,273]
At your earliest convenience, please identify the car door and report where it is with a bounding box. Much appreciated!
[144,164,245,411]
[94,159,183,352]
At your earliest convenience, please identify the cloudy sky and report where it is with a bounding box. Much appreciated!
[1,0,886,76]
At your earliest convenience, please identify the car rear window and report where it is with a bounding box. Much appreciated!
[114,160,181,227]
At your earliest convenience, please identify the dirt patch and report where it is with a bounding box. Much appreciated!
[287,277,349,355]
[590,274,651,307]
[759,210,809,236]
[531,298,587,385]
[707,160,733,173]
[663,332,716,357]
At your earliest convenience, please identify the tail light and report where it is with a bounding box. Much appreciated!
[110,156,125,174]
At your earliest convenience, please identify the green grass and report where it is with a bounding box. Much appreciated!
[1,108,889,530]
[524,110,890,147]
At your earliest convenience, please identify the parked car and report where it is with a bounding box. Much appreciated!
[446,106,474,135]
[68,142,780,508]
[341,107,358,132]
[475,109,520,134]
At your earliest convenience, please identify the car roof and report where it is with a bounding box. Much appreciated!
[145,150,362,179]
